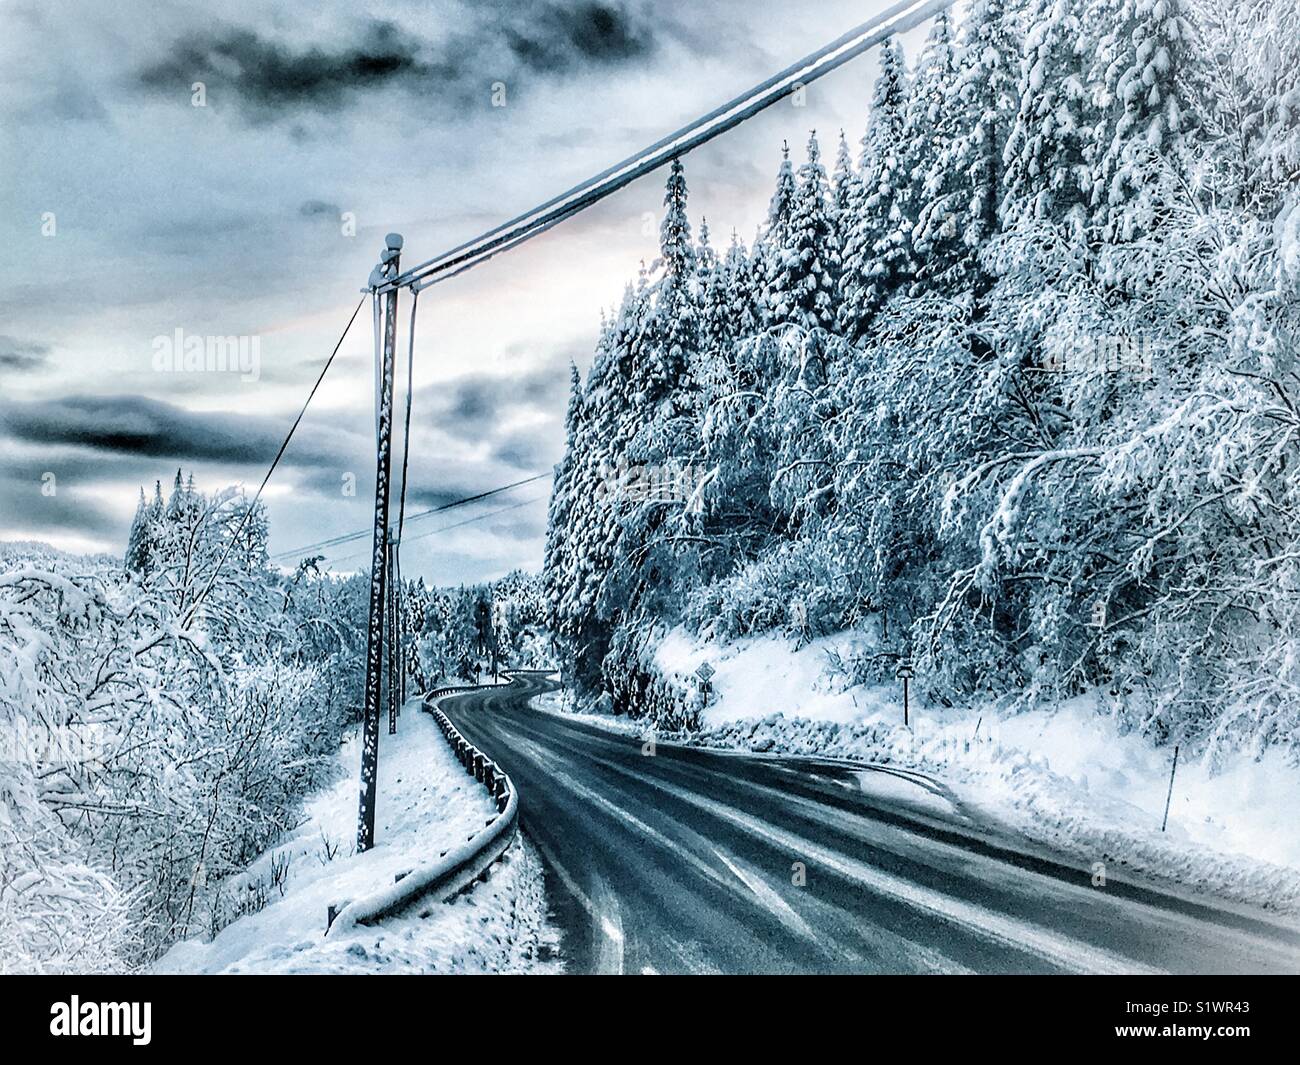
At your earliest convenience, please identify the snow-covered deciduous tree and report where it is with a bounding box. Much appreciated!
[0,473,372,971]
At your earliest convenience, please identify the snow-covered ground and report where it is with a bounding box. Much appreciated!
[540,627,1300,915]
[156,698,560,974]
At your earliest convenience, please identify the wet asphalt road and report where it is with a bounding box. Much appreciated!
[440,672,1300,975]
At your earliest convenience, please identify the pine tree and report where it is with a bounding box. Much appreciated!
[724,231,760,341]
[164,469,186,521]
[758,143,799,326]
[1001,0,1095,231]
[697,231,776,569]
[906,10,965,289]
[1087,0,1199,243]
[841,37,915,337]
[543,362,584,638]
[550,284,651,689]
[1256,0,1300,209]
[769,132,841,332]
[949,0,1020,253]
[124,488,152,575]
[698,245,733,359]
[830,130,861,234]
[646,157,698,401]
[696,215,717,288]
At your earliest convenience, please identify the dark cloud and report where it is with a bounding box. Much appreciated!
[284,464,492,514]
[490,423,561,470]
[505,2,654,73]
[0,393,360,468]
[136,20,443,119]
[0,335,51,373]
[135,4,658,122]
[44,80,110,124]
[420,362,571,427]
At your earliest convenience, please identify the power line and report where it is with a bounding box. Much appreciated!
[271,472,551,561]
[404,495,542,545]
[184,295,367,623]
[329,496,544,566]
[380,0,956,294]
[396,289,419,542]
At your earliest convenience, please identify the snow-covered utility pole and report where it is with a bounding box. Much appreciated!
[357,233,403,853]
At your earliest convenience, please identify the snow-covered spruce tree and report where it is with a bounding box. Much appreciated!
[644,158,697,395]
[840,36,916,339]
[764,132,846,534]
[1001,0,1096,233]
[697,235,732,361]
[758,142,799,327]
[912,0,1020,300]
[1251,0,1300,218]
[123,486,159,576]
[542,361,583,647]
[904,8,967,291]
[831,130,863,230]
[948,0,1021,264]
[550,284,649,691]
[1086,0,1200,249]
[768,133,841,334]
[125,480,167,578]
[619,157,705,626]
[698,232,781,571]
[695,215,717,291]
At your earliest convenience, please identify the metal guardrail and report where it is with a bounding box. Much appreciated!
[324,677,526,936]
[423,692,514,814]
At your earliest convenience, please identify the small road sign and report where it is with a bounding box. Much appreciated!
[896,659,914,727]
[695,662,716,684]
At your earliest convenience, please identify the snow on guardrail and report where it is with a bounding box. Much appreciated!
[324,675,536,937]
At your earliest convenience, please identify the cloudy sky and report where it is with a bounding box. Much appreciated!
[1,0,928,585]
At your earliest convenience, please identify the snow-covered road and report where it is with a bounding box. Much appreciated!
[446,674,1300,974]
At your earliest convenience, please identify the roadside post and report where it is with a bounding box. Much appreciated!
[695,661,716,707]
[1161,744,1180,832]
[896,659,914,727]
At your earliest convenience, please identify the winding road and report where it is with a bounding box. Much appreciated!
[441,672,1300,975]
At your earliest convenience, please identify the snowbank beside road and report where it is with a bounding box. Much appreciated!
[545,628,1300,914]
[156,699,559,974]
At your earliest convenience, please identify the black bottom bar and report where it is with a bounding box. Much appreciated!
[0,974,1292,1053]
